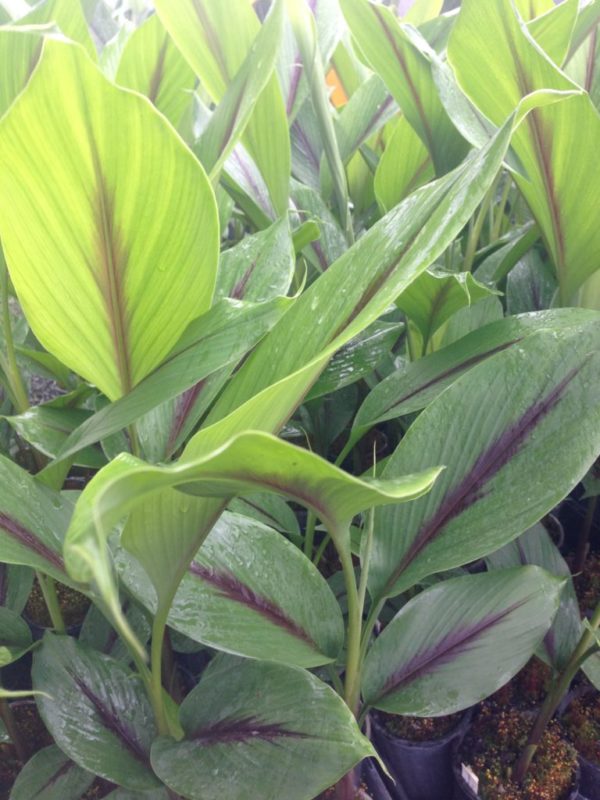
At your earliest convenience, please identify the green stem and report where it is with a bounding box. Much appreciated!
[337,533,362,717]
[356,508,375,624]
[313,532,330,566]
[1,260,29,414]
[304,510,317,559]
[359,597,385,665]
[36,571,66,634]
[514,601,600,783]
[150,603,171,736]
[326,663,345,697]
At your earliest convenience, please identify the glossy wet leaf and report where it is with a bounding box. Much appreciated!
[154,0,290,214]
[486,523,581,670]
[374,115,434,211]
[0,454,74,584]
[0,564,33,614]
[368,324,600,601]
[116,511,344,668]
[352,308,599,437]
[115,13,195,126]
[0,606,32,666]
[9,745,95,800]
[0,40,219,401]
[362,568,563,715]
[340,0,468,173]
[151,654,374,800]
[448,0,600,302]
[32,635,159,791]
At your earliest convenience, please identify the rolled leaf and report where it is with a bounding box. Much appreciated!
[368,324,600,601]
[151,654,374,800]
[32,634,159,791]
[0,40,219,401]
[116,511,344,668]
[362,567,563,715]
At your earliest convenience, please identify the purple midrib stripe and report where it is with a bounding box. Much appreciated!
[378,598,527,699]
[0,512,64,572]
[72,674,150,765]
[189,562,316,647]
[383,363,584,596]
[189,714,310,744]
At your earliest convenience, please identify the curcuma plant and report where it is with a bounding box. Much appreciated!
[0,0,599,799]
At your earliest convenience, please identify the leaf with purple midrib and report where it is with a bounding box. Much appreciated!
[189,714,311,744]
[0,512,64,573]
[189,562,317,647]
[383,363,584,597]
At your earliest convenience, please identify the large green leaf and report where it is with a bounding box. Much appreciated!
[448,0,600,302]
[151,654,374,800]
[0,454,74,584]
[116,511,344,668]
[340,0,468,173]
[486,523,581,671]
[352,308,599,439]
[362,568,563,715]
[32,634,159,791]
[154,0,290,214]
[368,324,600,601]
[64,431,441,610]
[9,745,95,800]
[0,40,219,401]
[115,13,195,126]
[374,114,433,211]
[527,0,578,65]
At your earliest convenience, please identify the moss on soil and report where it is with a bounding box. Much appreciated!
[563,692,600,766]
[24,578,90,628]
[378,709,463,742]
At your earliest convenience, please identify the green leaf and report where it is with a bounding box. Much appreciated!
[154,0,290,214]
[368,324,600,601]
[361,567,563,715]
[150,654,374,800]
[9,745,95,800]
[396,268,498,351]
[0,454,74,583]
[352,308,599,436]
[56,296,293,464]
[0,606,32,666]
[196,0,285,183]
[0,40,219,401]
[374,115,434,212]
[527,0,578,66]
[32,634,159,791]
[227,493,300,538]
[340,0,468,173]
[115,13,195,126]
[448,0,600,302]
[116,511,344,668]
[5,406,106,467]
[0,564,33,614]
[506,251,558,314]
[64,430,441,610]
[486,523,581,670]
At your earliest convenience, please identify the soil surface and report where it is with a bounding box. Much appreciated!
[24,578,90,628]
[377,709,463,742]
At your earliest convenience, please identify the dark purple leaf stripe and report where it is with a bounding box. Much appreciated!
[36,760,73,796]
[0,513,65,572]
[189,562,317,647]
[377,598,527,700]
[377,339,522,418]
[71,674,150,765]
[383,364,584,597]
[190,714,311,744]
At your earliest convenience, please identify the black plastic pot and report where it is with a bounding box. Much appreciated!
[579,754,600,800]
[360,758,410,800]
[452,757,581,799]
[370,712,470,800]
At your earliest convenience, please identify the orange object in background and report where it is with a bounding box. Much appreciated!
[326,68,348,108]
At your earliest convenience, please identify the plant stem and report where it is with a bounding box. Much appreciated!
[304,509,317,559]
[312,532,330,566]
[574,495,597,574]
[150,603,171,736]
[338,535,362,717]
[1,259,29,414]
[36,571,66,634]
[492,175,511,241]
[0,699,28,762]
[463,172,500,272]
[514,600,600,783]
